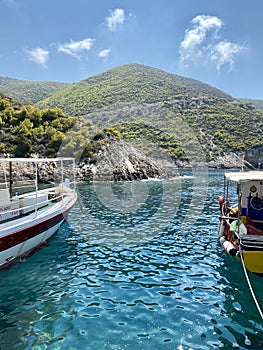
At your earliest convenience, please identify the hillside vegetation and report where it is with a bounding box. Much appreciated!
[0,93,76,156]
[0,93,122,162]
[36,64,232,115]
[1,64,263,167]
[0,76,69,104]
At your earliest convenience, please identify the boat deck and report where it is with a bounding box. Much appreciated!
[0,188,74,237]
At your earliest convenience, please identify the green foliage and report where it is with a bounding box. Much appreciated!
[113,121,188,161]
[36,64,232,116]
[0,78,69,104]
[0,94,80,157]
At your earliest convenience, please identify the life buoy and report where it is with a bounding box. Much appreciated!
[218,220,225,237]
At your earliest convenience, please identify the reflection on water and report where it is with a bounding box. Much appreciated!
[0,171,262,349]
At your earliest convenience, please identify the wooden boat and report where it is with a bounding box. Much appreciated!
[0,157,77,271]
[218,170,263,274]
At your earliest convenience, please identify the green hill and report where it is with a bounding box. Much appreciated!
[0,76,69,104]
[1,64,263,167]
[35,64,263,164]
[36,63,232,115]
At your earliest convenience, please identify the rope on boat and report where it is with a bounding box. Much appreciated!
[240,252,263,319]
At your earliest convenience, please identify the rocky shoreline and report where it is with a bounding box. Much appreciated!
[1,141,260,184]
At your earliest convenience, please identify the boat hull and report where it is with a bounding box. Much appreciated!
[0,157,78,271]
[0,196,77,271]
[242,250,263,274]
[239,235,263,274]
[0,220,62,271]
[218,220,263,274]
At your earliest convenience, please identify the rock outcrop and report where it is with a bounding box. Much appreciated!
[244,146,263,169]
[206,153,244,169]
[77,140,176,182]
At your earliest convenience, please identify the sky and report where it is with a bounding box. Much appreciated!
[0,0,263,99]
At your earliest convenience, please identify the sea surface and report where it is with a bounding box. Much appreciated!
[0,170,262,350]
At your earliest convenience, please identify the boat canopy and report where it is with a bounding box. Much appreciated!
[0,157,74,164]
[224,171,263,182]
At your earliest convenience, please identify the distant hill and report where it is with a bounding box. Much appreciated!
[36,63,232,115]
[0,76,69,104]
[239,98,263,111]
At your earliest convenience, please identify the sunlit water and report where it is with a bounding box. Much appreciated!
[0,170,262,349]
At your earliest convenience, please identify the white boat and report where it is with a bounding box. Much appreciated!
[0,157,77,271]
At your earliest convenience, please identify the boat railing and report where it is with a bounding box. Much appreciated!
[0,186,71,223]
[0,157,76,224]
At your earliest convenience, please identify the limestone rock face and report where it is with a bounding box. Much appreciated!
[77,140,174,182]
[206,153,244,169]
[244,146,263,169]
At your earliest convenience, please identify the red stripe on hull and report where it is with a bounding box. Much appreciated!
[0,207,71,252]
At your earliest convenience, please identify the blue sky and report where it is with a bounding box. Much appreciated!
[1,0,262,98]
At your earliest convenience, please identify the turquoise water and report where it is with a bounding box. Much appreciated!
[0,170,262,349]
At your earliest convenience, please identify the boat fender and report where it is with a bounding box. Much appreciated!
[230,220,237,232]
[219,236,226,245]
[218,221,225,237]
[239,222,247,235]
[219,196,224,210]
[223,240,237,256]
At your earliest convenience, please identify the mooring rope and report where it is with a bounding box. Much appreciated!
[240,251,263,319]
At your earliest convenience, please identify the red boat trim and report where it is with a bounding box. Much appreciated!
[0,205,73,252]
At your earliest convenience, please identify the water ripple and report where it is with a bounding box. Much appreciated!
[0,171,262,349]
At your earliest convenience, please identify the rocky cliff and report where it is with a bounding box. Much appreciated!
[76,140,176,182]
[244,146,263,169]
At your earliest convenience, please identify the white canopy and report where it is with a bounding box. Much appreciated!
[0,157,74,164]
[225,171,263,182]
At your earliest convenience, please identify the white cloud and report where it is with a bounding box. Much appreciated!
[25,47,49,67]
[210,41,245,72]
[106,8,125,32]
[179,14,244,72]
[58,38,95,59]
[98,48,111,59]
[180,15,222,64]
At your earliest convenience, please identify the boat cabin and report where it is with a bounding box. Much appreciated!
[224,171,263,229]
